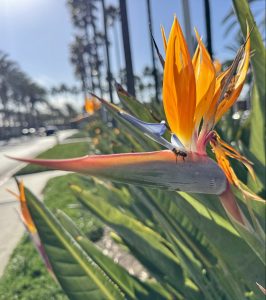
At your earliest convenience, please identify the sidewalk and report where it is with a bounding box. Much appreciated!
[0,170,69,277]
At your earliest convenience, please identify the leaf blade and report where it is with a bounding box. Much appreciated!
[24,186,125,300]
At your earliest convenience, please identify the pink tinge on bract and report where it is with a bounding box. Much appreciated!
[219,183,246,226]
[7,151,227,195]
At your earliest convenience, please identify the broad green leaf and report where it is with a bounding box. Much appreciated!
[94,93,162,151]
[129,187,250,299]
[240,142,266,198]
[248,85,265,196]
[123,184,263,298]
[115,82,154,122]
[70,184,186,293]
[232,0,266,195]
[24,186,125,300]
[175,192,265,297]
[57,210,172,300]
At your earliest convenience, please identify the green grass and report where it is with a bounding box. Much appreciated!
[0,236,67,300]
[43,174,104,242]
[66,130,88,139]
[16,142,90,175]
[0,173,103,299]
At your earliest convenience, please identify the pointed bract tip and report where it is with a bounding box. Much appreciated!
[219,184,247,227]
[256,282,266,295]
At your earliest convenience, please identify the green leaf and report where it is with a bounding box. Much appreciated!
[93,93,161,151]
[248,86,266,195]
[115,82,154,122]
[176,192,265,297]
[232,0,266,195]
[24,186,125,300]
[57,210,172,300]
[237,143,266,222]
[132,188,256,299]
[70,184,186,293]
[127,185,264,298]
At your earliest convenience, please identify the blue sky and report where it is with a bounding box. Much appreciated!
[0,0,263,92]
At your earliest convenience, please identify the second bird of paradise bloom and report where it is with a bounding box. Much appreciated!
[9,17,264,227]
[84,96,101,115]
[7,180,54,276]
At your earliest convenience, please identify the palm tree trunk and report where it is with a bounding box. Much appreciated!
[119,0,135,96]
[146,0,159,103]
[89,10,104,98]
[101,0,114,103]
[84,23,96,92]
[204,0,213,58]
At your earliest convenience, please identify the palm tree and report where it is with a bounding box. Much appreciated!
[106,5,123,80]
[70,35,89,99]
[203,0,213,58]
[0,51,57,138]
[119,0,135,96]
[68,0,104,97]
[146,0,159,103]
[100,0,114,103]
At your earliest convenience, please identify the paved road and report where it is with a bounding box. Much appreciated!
[0,130,76,186]
[0,130,76,277]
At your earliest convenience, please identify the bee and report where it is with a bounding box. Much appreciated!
[172,148,187,161]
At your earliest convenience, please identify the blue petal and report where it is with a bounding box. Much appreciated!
[121,113,166,135]
[119,112,175,150]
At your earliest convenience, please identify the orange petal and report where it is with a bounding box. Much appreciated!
[161,26,167,53]
[215,30,250,123]
[163,17,196,147]
[193,30,216,127]
[204,66,231,128]
[192,44,200,70]
[211,134,264,203]
[85,97,101,114]
[216,136,256,182]
[10,181,54,276]
[19,181,37,233]
[85,97,94,114]
[211,143,236,185]
[213,60,222,74]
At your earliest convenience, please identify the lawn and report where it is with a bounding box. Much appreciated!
[66,130,89,139]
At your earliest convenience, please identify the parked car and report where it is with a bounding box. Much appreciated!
[45,126,58,136]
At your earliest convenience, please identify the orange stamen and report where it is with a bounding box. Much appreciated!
[211,133,264,203]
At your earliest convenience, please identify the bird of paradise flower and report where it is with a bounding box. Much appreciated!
[7,180,54,277]
[84,96,101,115]
[9,17,264,228]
